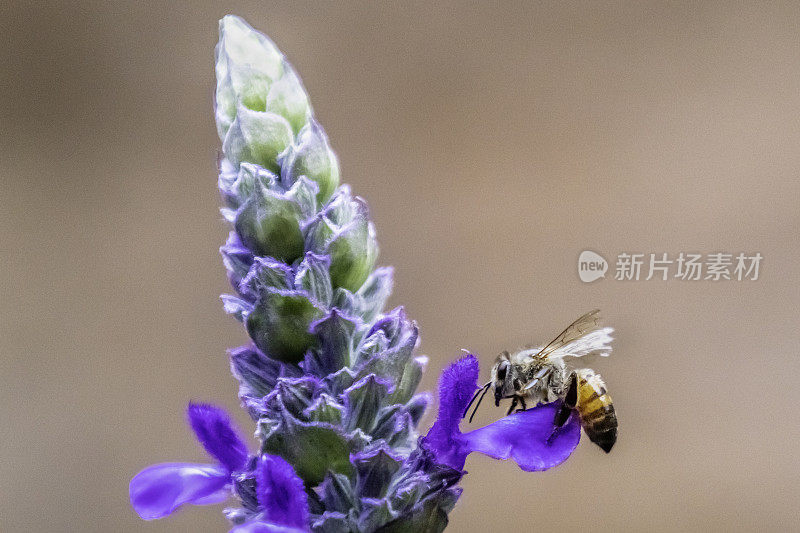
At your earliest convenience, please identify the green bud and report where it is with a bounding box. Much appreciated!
[215,15,284,139]
[267,65,311,135]
[320,472,358,514]
[218,16,283,79]
[377,495,453,533]
[343,374,390,432]
[308,310,359,374]
[283,175,318,218]
[234,183,304,263]
[352,448,401,498]
[305,189,380,292]
[294,252,333,306]
[281,120,340,204]
[223,106,293,173]
[303,394,344,424]
[304,213,336,253]
[260,418,354,486]
[215,15,283,140]
[328,214,379,292]
[231,163,277,206]
[246,289,323,364]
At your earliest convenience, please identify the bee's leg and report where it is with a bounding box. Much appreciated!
[505,396,518,416]
[463,382,490,420]
[467,383,491,424]
[515,396,527,413]
[547,372,578,444]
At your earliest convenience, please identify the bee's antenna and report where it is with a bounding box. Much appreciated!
[467,382,491,424]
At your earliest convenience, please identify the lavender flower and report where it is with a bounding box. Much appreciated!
[130,15,582,531]
[130,403,247,520]
[230,455,311,532]
[421,354,580,472]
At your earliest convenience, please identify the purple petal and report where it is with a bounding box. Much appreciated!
[255,454,310,529]
[433,354,479,432]
[460,402,581,471]
[129,463,230,520]
[422,354,480,468]
[187,403,249,472]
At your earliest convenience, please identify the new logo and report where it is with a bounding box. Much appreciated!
[578,250,608,283]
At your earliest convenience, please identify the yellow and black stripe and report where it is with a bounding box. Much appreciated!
[575,369,617,453]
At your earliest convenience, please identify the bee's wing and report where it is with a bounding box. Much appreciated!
[534,309,614,360]
[547,327,614,359]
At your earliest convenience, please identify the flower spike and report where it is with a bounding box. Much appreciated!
[130,14,584,531]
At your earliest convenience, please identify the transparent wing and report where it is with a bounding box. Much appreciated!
[547,327,613,359]
[533,310,613,361]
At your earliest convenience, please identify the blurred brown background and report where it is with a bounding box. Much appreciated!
[1,1,799,531]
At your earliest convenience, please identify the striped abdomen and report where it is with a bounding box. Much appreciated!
[575,369,617,453]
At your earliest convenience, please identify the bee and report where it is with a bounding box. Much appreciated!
[464,309,618,452]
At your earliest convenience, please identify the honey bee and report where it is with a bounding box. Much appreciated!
[464,309,618,452]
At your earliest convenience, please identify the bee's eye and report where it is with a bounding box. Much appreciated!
[497,362,508,381]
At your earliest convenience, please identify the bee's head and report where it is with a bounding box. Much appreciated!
[491,352,513,406]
